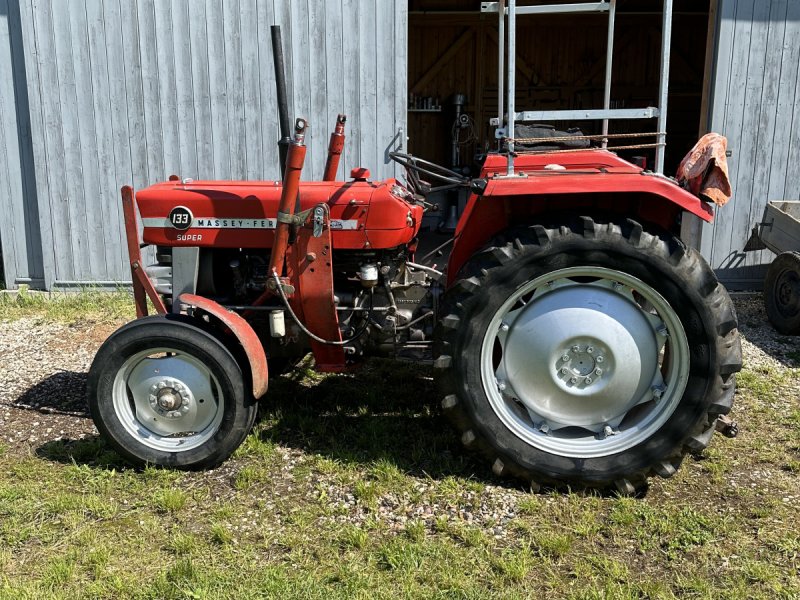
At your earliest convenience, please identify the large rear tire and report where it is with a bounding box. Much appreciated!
[436,217,742,493]
[88,316,258,469]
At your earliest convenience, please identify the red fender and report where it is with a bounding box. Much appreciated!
[178,293,269,399]
[447,151,714,285]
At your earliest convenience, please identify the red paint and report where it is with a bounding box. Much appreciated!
[121,185,167,317]
[269,124,307,277]
[179,293,269,399]
[136,179,422,250]
[446,151,716,284]
[323,114,346,181]
[285,204,346,371]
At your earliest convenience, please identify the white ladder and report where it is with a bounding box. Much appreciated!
[481,0,674,175]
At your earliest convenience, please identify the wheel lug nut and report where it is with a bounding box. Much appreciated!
[569,377,578,384]
[497,380,507,391]
[595,368,603,376]
[571,345,580,353]
[561,354,570,362]
[587,346,594,354]
[585,377,593,384]
[500,322,510,332]
[596,356,604,363]
[561,368,569,375]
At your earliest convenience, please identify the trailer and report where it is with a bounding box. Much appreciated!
[746,201,800,335]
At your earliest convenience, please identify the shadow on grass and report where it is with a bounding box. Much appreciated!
[29,358,494,484]
[255,358,492,481]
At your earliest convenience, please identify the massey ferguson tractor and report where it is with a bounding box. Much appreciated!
[88,12,741,494]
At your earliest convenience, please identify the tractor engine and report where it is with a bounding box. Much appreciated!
[136,176,437,362]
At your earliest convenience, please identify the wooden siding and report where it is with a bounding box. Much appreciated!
[0,0,407,289]
[701,0,800,289]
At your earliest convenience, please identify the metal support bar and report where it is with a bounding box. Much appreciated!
[601,0,617,147]
[497,0,505,133]
[655,0,673,174]
[506,0,516,175]
[482,1,610,15]
[490,107,659,126]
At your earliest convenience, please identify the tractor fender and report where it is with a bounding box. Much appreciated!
[447,174,714,286]
[178,294,269,399]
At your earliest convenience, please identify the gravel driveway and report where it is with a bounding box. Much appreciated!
[0,295,798,474]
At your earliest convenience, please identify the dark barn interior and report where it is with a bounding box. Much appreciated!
[407,0,712,176]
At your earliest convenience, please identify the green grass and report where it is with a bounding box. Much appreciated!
[0,286,135,323]
[0,300,799,598]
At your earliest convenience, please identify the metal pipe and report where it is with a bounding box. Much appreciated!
[655,0,673,174]
[497,0,505,135]
[268,118,307,278]
[601,0,617,148]
[271,26,292,178]
[506,0,516,176]
[323,114,347,181]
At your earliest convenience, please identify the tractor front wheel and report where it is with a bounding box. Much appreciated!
[88,316,257,469]
[436,217,741,493]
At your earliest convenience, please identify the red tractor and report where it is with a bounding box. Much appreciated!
[88,19,741,494]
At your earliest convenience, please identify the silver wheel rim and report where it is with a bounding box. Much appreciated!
[112,348,225,452]
[480,266,689,458]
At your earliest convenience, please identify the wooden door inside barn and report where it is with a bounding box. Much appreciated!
[407,0,712,176]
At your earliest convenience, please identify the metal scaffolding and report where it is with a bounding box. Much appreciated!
[482,0,674,175]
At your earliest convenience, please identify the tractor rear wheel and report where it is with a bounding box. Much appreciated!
[436,217,741,493]
[88,316,257,469]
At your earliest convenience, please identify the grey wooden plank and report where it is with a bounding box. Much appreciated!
[205,0,230,179]
[52,0,93,281]
[119,1,149,190]
[170,0,198,178]
[358,1,377,176]
[224,0,247,180]
[188,0,213,177]
[67,0,108,279]
[32,0,73,281]
[376,0,394,178]
[0,0,23,285]
[84,0,124,279]
[342,0,361,171]
[17,0,55,288]
[255,0,279,179]
[306,0,326,180]
[323,0,344,179]
[393,0,407,180]
[289,0,313,177]
[7,0,44,283]
[239,0,262,180]
[783,2,800,202]
[745,0,788,270]
[709,0,754,272]
[765,2,800,203]
[725,0,771,275]
[136,0,165,183]
[153,0,182,178]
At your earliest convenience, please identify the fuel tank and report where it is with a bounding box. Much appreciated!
[137,178,423,250]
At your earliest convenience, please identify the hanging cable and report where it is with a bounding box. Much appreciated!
[270,270,373,346]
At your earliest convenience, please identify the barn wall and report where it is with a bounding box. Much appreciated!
[0,0,407,289]
[701,0,800,289]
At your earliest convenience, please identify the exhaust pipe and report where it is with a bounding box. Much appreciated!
[271,26,292,179]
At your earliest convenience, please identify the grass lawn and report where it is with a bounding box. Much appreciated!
[0,292,798,599]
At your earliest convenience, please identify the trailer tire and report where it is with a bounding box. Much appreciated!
[764,251,800,335]
[88,315,257,469]
[436,217,741,492]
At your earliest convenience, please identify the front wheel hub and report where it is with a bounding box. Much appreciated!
[482,267,689,458]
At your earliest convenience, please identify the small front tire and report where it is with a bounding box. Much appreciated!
[88,316,257,469]
[764,251,800,335]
